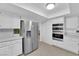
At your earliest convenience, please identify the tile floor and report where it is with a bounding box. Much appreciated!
[26,41,78,56]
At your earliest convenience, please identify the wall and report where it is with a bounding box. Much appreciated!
[40,17,64,45]
[40,16,79,54]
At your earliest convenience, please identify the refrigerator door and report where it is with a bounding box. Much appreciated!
[31,22,39,51]
[24,21,32,54]
[26,31,32,53]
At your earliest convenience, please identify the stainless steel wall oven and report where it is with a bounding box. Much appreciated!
[52,23,63,41]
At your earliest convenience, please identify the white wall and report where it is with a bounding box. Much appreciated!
[40,16,79,54]
[40,17,64,45]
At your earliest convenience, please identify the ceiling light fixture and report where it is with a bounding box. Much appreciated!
[45,3,55,10]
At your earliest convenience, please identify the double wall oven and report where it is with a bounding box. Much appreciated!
[52,23,64,41]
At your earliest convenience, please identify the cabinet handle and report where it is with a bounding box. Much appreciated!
[76,30,79,33]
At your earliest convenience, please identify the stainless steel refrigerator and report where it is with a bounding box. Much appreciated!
[20,20,39,55]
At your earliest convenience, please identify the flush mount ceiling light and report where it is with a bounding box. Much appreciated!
[45,3,55,10]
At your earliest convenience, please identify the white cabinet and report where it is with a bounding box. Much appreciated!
[64,16,79,54]
[64,35,79,54]
[0,13,20,29]
[11,43,22,56]
[0,14,11,28]
[0,38,22,56]
[10,39,22,56]
[66,16,78,29]
[11,17,20,28]
[0,46,11,56]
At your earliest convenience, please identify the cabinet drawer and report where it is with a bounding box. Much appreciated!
[0,41,14,48]
[0,39,22,48]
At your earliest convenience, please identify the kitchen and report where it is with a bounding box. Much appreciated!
[0,3,79,56]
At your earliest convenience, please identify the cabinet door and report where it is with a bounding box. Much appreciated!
[0,39,22,56]
[11,39,22,56]
[11,44,22,56]
[12,44,22,56]
[0,13,20,29]
[64,35,79,54]
[66,17,78,29]
[0,46,12,56]
[0,14,11,28]
[12,18,20,28]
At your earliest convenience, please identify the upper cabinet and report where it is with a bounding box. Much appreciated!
[11,16,20,29]
[0,12,20,29]
[65,16,78,29]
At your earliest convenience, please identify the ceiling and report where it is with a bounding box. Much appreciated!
[13,3,70,18]
[0,3,48,22]
[0,3,70,22]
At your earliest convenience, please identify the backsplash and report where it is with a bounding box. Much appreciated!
[0,29,13,39]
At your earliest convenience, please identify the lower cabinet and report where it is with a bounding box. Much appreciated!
[0,39,22,56]
[0,46,11,56]
[11,40,22,56]
[10,44,22,56]
[64,35,79,54]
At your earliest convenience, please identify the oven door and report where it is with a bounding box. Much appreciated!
[52,33,63,41]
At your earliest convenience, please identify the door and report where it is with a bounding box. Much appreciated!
[31,22,39,50]
[24,21,32,54]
